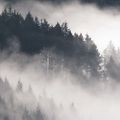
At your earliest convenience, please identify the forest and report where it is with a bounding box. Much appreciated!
[0,7,120,82]
[0,6,120,120]
[0,7,102,78]
[0,7,119,80]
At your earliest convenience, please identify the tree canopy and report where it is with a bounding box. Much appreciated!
[0,7,101,78]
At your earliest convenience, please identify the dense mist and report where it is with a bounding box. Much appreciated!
[0,1,120,120]
[0,47,120,120]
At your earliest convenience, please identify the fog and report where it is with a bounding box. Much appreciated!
[0,0,120,120]
[0,48,120,120]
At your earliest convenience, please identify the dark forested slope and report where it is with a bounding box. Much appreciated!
[0,7,101,77]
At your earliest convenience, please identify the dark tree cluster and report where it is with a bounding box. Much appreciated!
[0,7,101,77]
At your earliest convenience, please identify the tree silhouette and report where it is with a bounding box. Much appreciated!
[16,80,23,92]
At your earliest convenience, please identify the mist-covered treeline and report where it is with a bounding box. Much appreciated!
[0,7,120,82]
[0,7,101,78]
[0,73,83,120]
[0,77,46,120]
[0,4,120,120]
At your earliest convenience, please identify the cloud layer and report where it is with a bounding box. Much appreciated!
[2,0,120,8]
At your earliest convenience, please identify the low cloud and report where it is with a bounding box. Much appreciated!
[2,0,120,9]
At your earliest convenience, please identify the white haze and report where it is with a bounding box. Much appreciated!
[0,49,120,120]
[0,1,120,120]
